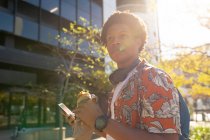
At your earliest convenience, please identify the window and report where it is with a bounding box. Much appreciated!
[0,90,9,128]
[79,41,90,55]
[91,0,102,27]
[0,11,13,33]
[26,96,39,125]
[10,92,26,126]
[17,0,39,21]
[0,0,8,9]
[61,0,76,21]
[40,25,58,46]
[0,0,14,11]
[45,98,56,124]
[41,0,59,15]
[0,33,5,46]
[60,32,75,50]
[21,0,39,6]
[41,10,59,28]
[15,16,38,40]
[78,0,90,25]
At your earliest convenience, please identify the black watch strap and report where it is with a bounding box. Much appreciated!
[95,115,109,132]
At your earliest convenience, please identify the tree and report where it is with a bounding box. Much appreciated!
[54,17,112,139]
[158,44,210,97]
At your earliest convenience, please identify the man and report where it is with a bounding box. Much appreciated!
[75,11,183,140]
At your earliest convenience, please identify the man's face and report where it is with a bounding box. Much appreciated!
[106,24,141,68]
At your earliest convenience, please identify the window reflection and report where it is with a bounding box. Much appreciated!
[26,96,38,125]
[0,11,13,32]
[40,25,58,46]
[21,0,39,6]
[45,98,56,124]
[79,41,90,55]
[0,0,14,11]
[41,0,59,15]
[10,93,26,126]
[0,90,9,127]
[60,32,75,50]
[78,0,90,25]
[15,17,38,40]
[41,10,59,28]
[17,0,39,21]
[91,0,102,27]
[61,0,76,21]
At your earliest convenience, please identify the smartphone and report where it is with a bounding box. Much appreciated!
[58,103,75,124]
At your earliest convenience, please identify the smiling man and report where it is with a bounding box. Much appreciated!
[74,11,186,140]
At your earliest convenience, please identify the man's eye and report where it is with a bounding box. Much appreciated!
[120,34,128,38]
[107,36,113,42]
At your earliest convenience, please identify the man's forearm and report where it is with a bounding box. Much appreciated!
[104,119,179,140]
[94,131,106,138]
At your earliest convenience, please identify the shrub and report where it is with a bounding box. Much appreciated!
[190,126,210,140]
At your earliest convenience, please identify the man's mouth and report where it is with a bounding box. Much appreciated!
[119,45,126,52]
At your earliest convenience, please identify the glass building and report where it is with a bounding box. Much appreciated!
[0,0,104,129]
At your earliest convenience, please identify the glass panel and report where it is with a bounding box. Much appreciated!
[92,17,102,28]
[26,95,39,125]
[0,0,14,11]
[91,0,102,27]
[0,90,9,128]
[10,93,26,127]
[41,0,59,15]
[60,32,75,50]
[45,98,56,124]
[15,17,38,40]
[40,25,58,46]
[41,11,59,28]
[61,0,76,21]
[0,11,13,32]
[17,0,39,21]
[78,0,90,25]
[79,41,90,55]
[21,0,39,6]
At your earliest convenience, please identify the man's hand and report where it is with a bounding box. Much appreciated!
[74,100,104,129]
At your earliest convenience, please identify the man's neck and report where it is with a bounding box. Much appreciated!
[117,58,139,69]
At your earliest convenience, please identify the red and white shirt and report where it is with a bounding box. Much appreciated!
[106,60,181,140]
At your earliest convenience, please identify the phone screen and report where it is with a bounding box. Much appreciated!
[58,103,74,117]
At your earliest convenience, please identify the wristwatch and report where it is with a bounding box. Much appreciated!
[95,115,109,132]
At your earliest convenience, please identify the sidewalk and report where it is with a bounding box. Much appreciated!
[0,128,106,140]
[65,137,105,140]
[1,121,210,140]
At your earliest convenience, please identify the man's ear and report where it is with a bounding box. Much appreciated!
[137,37,143,45]
[135,37,143,47]
[135,37,143,52]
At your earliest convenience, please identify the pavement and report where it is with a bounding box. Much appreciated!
[1,121,210,140]
[65,137,105,140]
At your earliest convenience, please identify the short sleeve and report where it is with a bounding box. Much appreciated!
[139,67,181,134]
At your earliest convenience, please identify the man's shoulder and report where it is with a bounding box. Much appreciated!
[136,60,168,77]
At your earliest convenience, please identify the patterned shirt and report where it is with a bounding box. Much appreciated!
[108,59,181,135]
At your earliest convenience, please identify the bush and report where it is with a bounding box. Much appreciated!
[190,126,210,140]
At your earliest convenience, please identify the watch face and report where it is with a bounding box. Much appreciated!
[95,115,108,131]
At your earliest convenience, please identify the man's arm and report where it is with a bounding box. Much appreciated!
[104,119,179,140]
[75,100,179,140]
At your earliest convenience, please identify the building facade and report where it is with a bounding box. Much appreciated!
[0,0,107,130]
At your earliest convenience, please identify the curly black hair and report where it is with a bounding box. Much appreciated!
[101,11,147,52]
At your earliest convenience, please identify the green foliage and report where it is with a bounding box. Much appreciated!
[158,45,210,97]
[190,126,210,140]
[54,17,113,107]
[63,83,87,109]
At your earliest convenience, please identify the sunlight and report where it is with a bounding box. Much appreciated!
[157,0,210,47]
